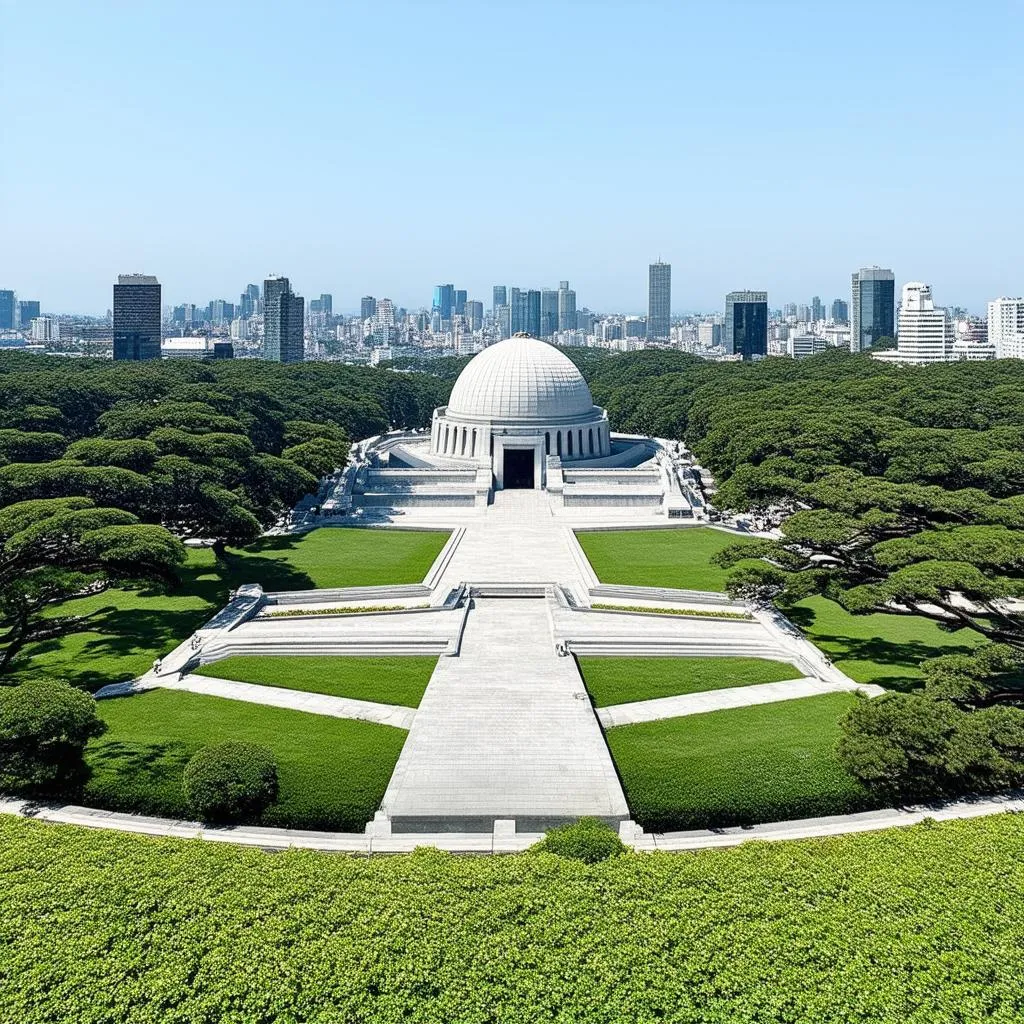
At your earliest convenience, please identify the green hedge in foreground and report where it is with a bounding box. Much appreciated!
[2,815,1024,1022]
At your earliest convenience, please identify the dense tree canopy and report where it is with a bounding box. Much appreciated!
[0,353,450,675]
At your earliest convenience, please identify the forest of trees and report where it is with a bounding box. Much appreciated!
[0,354,447,674]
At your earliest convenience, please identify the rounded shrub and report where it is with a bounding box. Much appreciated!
[534,817,627,863]
[0,678,106,795]
[182,742,279,823]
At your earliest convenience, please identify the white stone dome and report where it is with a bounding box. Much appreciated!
[446,335,595,422]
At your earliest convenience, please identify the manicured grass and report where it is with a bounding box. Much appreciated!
[83,689,407,831]
[11,528,449,692]
[791,595,987,691]
[606,693,878,832]
[196,655,437,708]
[577,656,800,707]
[235,527,449,590]
[5,816,1024,1023]
[575,527,759,591]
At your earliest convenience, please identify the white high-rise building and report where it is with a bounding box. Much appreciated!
[988,298,1024,359]
[30,317,60,343]
[894,282,954,364]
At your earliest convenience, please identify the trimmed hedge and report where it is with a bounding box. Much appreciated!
[182,742,279,822]
[533,817,626,863]
[3,815,1024,1021]
[0,679,105,794]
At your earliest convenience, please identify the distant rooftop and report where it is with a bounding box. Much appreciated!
[116,274,159,285]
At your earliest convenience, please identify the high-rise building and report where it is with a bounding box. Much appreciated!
[209,299,233,325]
[725,291,768,360]
[576,308,595,335]
[851,266,895,352]
[371,298,396,346]
[509,287,525,334]
[648,261,671,339]
[113,274,161,361]
[454,290,467,317]
[492,285,507,312]
[526,289,541,338]
[797,304,811,323]
[17,300,40,327]
[432,284,454,320]
[466,300,483,331]
[894,282,954,363]
[30,317,60,343]
[0,290,15,330]
[831,298,849,323]
[361,296,377,321]
[988,297,1024,359]
[540,289,559,338]
[697,321,722,348]
[263,275,304,364]
[319,293,333,317]
[811,296,824,322]
[557,280,577,332]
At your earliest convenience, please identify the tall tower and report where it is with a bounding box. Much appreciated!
[540,289,559,338]
[432,284,455,320]
[557,280,577,332]
[725,290,768,360]
[648,261,671,339]
[0,291,14,330]
[113,274,161,361]
[526,290,541,338]
[896,282,954,363]
[492,285,507,312]
[263,275,304,364]
[851,267,895,352]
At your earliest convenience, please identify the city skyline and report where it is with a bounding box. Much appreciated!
[3,2,1022,313]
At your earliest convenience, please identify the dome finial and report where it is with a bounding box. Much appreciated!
[511,331,531,338]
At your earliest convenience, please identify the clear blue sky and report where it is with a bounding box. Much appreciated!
[2,0,1022,315]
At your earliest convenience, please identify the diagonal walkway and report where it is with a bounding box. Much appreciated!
[380,597,629,831]
[597,676,885,728]
[98,673,416,729]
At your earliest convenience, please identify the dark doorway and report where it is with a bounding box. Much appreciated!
[502,448,534,489]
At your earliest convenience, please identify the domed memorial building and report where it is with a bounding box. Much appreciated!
[430,334,611,489]
[329,333,704,515]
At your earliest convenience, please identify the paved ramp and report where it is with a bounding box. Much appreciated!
[380,598,629,832]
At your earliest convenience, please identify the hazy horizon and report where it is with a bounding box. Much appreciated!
[3,0,1022,315]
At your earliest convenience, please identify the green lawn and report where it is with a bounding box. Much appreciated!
[82,689,407,831]
[196,655,437,707]
[791,595,987,691]
[233,527,449,590]
[11,528,449,692]
[575,527,759,591]
[576,656,800,707]
[606,693,877,832]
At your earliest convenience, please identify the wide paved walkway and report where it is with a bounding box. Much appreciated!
[380,597,629,831]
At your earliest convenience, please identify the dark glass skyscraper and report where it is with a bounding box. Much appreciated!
[454,289,467,316]
[361,296,376,320]
[113,274,161,361]
[831,298,849,323]
[526,290,541,338]
[851,267,895,352]
[263,275,304,364]
[648,261,671,339]
[17,300,40,327]
[540,289,559,338]
[492,285,507,312]
[725,290,768,360]
[0,290,15,330]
